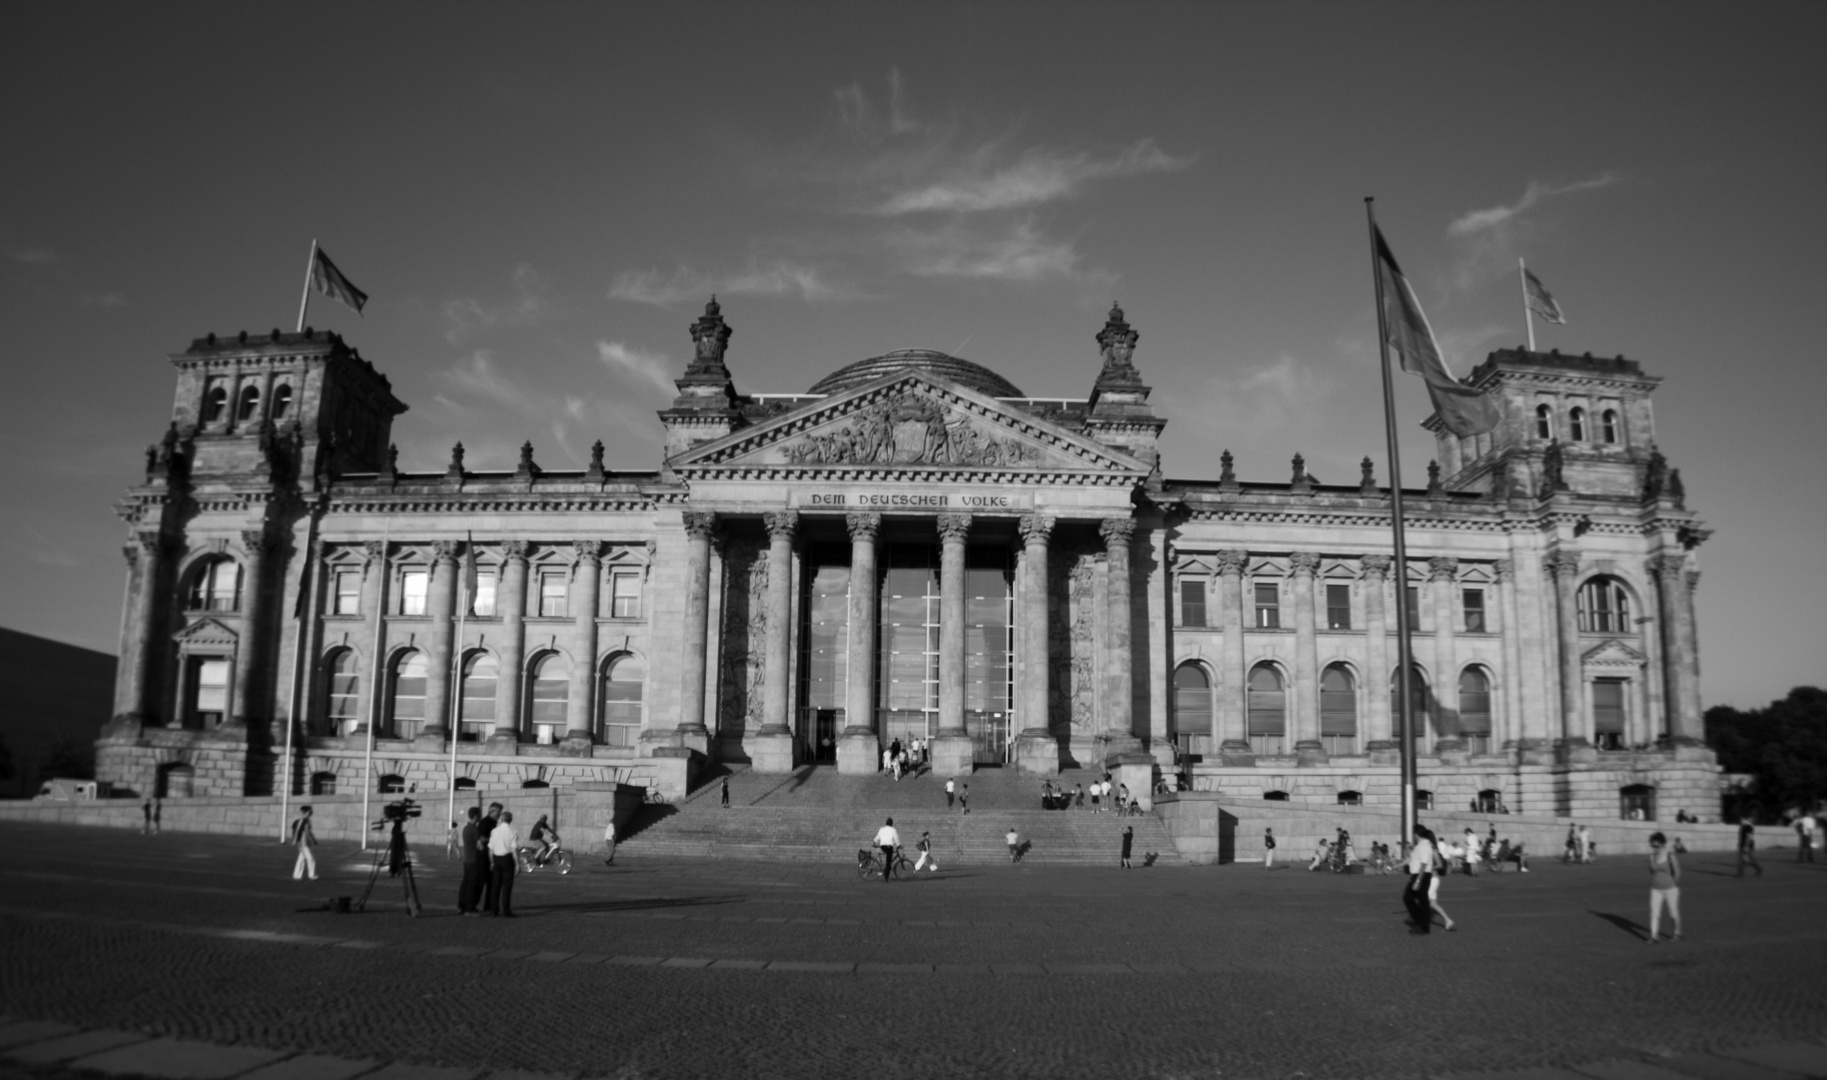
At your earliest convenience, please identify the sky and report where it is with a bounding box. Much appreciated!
[2,2,1822,710]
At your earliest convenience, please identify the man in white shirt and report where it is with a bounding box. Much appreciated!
[873,817,901,883]
[486,810,519,917]
[945,777,956,809]
[1799,813,1818,863]
[1404,826,1437,934]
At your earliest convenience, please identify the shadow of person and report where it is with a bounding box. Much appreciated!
[1589,909,1650,940]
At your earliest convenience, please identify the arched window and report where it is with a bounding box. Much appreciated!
[1337,790,1363,806]
[527,653,569,744]
[1569,406,1587,442]
[188,558,242,611]
[1458,668,1493,754]
[600,654,644,748]
[378,774,406,794]
[271,383,293,421]
[1601,408,1619,444]
[1390,666,1432,748]
[1535,404,1554,440]
[309,771,337,796]
[454,776,477,790]
[1320,664,1357,756]
[521,778,550,789]
[1263,790,1289,802]
[1246,664,1286,756]
[459,653,497,741]
[237,384,261,423]
[323,649,360,735]
[204,383,229,423]
[389,650,428,739]
[1172,663,1212,760]
[1577,577,1632,633]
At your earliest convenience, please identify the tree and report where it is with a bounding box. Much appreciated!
[36,737,94,781]
[1706,687,1827,823]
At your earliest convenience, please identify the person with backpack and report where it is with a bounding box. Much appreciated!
[289,805,319,881]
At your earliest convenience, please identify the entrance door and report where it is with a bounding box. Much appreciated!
[813,710,838,763]
[968,711,1008,765]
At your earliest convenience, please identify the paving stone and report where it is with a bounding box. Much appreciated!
[484,950,532,961]
[359,1065,484,1080]
[524,951,576,963]
[1129,962,1189,974]
[765,961,853,972]
[1044,963,1130,975]
[332,940,388,950]
[236,1054,383,1080]
[6,1030,149,1063]
[934,964,991,974]
[1436,1069,1590,1080]
[0,1021,80,1050]
[476,1070,575,1080]
[708,959,767,970]
[989,962,1045,975]
[1576,1060,1715,1080]
[1661,1055,1802,1080]
[856,963,933,973]
[427,946,488,957]
[605,956,663,966]
[564,953,608,965]
[1719,1045,1827,1078]
[71,1037,288,1079]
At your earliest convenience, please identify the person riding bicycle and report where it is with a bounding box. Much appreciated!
[873,817,901,883]
[529,814,560,865]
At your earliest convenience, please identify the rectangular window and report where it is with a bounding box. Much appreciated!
[1463,589,1486,633]
[1326,584,1351,630]
[1254,582,1280,629]
[333,570,361,616]
[538,572,567,618]
[610,572,641,619]
[1180,578,1207,628]
[1593,677,1626,750]
[1405,586,1421,629]
[398,570,428,616]
[192,658,229,725]
[471,570,497,617]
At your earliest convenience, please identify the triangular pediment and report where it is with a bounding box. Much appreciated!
[1581,638,1647,667]
[671,370,1149,480]
[174,617,238,647]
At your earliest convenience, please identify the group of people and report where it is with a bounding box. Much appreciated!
[883,737,926,780]
[1561,823,1598,863]
[456,803,522,917]
[870,817,940,880]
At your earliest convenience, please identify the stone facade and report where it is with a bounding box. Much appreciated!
[98,302,1718,822]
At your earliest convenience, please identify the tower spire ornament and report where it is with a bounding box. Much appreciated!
[1092,302,1146,394]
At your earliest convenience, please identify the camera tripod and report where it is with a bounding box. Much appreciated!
[356,821,424,917]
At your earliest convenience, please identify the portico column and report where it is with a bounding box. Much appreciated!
[1214,550,1249,758]
[1495,559,1523,750]
[1012,514,1059,775]
[565,540,602,745]
[229,529,272,727]
[1429,557,1461,751]
[1650,553,1702,745]
[936,514,970,736]
[1290,551,1323,762]
[837,512,882,774]
[1548,549,1589,751]
[1361,555,1394,758]
[677,513,716,744]
[758,512,797,736]
[491,541,528,746]
[1098,518,1142,759]
[1510,547,1553,759]
[125,531,168,726]
[419,540,459,745]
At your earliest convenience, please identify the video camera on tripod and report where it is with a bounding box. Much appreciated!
[371,797,421,831]
[358,798,424,917]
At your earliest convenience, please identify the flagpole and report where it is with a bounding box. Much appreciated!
[1366,198,1420,848]
[445,535,471,842]
[1520,258,1536,352]
[360,522,390,852]
[277,528,319,841]
[296,240,318,334]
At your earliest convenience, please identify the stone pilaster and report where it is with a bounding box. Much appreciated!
[1214,549,1250,761]
[124,531,169,728]
[491,541,528,750]
[564,540,602,751]
[1097,518,1142,761]
[1650,553,1703,746]
[229,529,272,728]
[1361,554,1394,763]
[1548,549,1593,760]
[417,540,459,748]
[1289,551,1324,764]
[1013,514,1059,775]
[838,512,881,774]
[675,513,716,749]
[931,513,974,779]
[1495,559,1524,751]
[1510,546,1554,761]
[1429,556,1462,753]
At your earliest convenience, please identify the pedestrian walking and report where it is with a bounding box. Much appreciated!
[486,809,518,917]
[1074,783,1085,810]
[1403,826,1437,934]
[945,777,955,809]
[873,818,901,883]
[960,783,969,814]
[914,831,939,873]
[457,806,484,913]
[289,805,319,880]
[1120,826,1134,869]
[1263,827,1277,869]
[1578,823,1595,863]
[1427,833,1455,931]
[1797,812,1817,863]
[1646,831,1682,943]
[1736,819,1762,877]
[720,777,730,808]
[1006,826,1021,863]
[152,797,162,835]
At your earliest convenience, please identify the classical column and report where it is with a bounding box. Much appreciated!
[677,513,717,742]
[492,541,529,744]
[936,514,971,736]
[1214,549,1249,756]
[229,528,272,727]
[125,531,168,725]
[1099,518,1141,756]
[1495,559,1523,749]
[566,540,603,743]
[1650,553,1703,745]
[1361,555,1393,755]
[1289,551,1322,760]
[1429,556,1461,750]
[1548,549,1587,749]
[1013,514,1059,775]
[837,512,881,774]
[420,540,459,743]
[1510,547,1553,757]
[758,512,798,736]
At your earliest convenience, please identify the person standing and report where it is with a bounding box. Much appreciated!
[720,777,730,809]
[1578,823,1595,863]
[1737,819,1762,878]
[457,806,484,913]
[603,818,617,866]
[1263,827,1277,869]
[1120,826,1134,869]
[945,777,955,809]
[1403,826,1437,934]
[142,799,152,836]
[289,805,319,881]
[873,817,901,883]
[1646,831,1682,943]
[152,797,162,835]
[959,783,969,815]
[1797,811,1817,863]
[486,809,518,917]
[1090,782,1101,815]
[477,802,502,908]
[914,831,939,873]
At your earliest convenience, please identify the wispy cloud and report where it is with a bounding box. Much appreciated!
[433,350,660,466]
[1448,174,1618,237]
[22,526,81,568]
[836,66,922,137]
[889,219,1101,285]
[608,260,855,307]
[9,248,63,265]
[597,341,675,395]
[875,139,1187,216]
[442,263,551,343]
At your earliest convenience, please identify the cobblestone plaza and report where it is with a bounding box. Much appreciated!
[2,823,1822,1080]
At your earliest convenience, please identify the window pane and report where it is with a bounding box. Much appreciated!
[335,570,361,615]
[461,654,497,723]
[392,652,428,720]
[1593,678,1626,734]
[400,571,428,615]
[1247,665,1285,736]
[611,573,641,618]
[1463,589,1486,633]
[539,574,566,617]
[472,571,497,617]
[1254,582,1280,629]
[530,656,569,726]
[1180,579,1206,628]
[1320,666,1356,735]
[271,384,292,420]
[804,564,849,711]
[1173,664,1210,738]
[1326,584,1351,630]
[195,659,229,714]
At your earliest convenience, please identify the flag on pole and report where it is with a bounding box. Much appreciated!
[459,534,477,617]
[1372,227,1500,438]
[1523,266,1566,324]
[310,247,368,315]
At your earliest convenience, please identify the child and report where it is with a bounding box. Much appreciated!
[914,831,939,873]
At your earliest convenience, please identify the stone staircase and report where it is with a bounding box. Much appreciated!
[618,765,1182,865]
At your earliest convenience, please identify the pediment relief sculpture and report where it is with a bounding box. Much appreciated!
[781,390,1039,468]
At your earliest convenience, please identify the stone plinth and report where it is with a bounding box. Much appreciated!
[1112,753,1157,812]
[929,734,973,780]
[746,731,795,775]
[1013,732,1060,776]
[836,731,880,775]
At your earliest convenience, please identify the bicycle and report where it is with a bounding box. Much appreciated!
[517,844,573,875]
[855,846,913,880]
[643,786,668,805]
